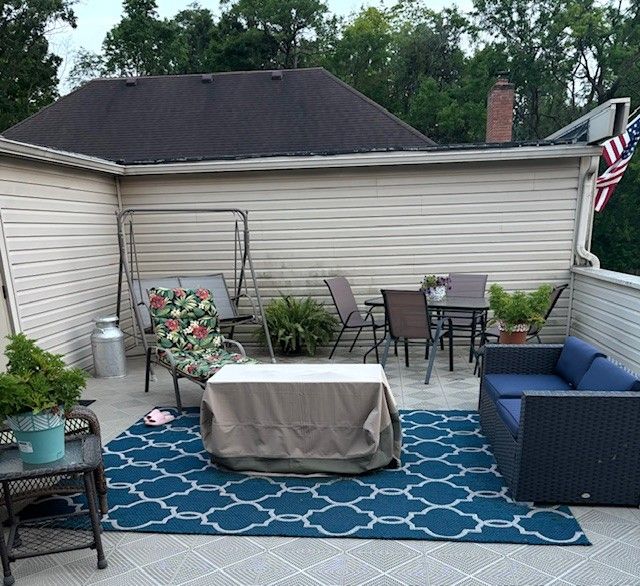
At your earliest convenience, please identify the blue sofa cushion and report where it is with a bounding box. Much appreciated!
[554,336,605,388]
[484,374,571,402]
[577,357,640,391]
[495,398,521,438]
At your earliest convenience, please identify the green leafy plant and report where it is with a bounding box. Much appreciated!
[257,295,338,356]
[488,284,553,333]
[0,334,87,419]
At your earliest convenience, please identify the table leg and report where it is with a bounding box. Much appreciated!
[83,473,107,570]
[0,483,14,586]
[425,318,444,384]
[469,310,477,362]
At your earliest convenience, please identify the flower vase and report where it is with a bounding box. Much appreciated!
[427,286,447,301]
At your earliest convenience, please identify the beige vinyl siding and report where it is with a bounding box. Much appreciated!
[120,157,581,344]
[569,267,640,373]
[0,157,122,368]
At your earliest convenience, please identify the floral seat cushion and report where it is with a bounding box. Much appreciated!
[158,348,256,380]
[148,286,257,381]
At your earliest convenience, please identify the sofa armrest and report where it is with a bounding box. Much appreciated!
[514,390,640,503]
[483,344,563,375]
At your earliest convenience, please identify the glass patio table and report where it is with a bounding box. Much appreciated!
[362,294,489,368]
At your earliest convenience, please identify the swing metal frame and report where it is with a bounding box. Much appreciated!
[115,207,275,362]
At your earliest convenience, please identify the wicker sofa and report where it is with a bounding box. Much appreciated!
[479,337,640,506]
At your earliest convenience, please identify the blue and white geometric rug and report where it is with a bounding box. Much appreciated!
[39,408,589,545]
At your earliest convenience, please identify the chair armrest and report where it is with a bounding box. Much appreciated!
[222,338,247,357]
[154,346,177,368]
[483,344,562,375]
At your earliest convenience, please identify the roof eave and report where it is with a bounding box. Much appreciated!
[122,144,602,176]
[0,138,601,176]
[0,137,124,174]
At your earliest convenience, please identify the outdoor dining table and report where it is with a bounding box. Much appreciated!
[362,294,490,370]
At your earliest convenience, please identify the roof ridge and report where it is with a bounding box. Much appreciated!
[90,68,325,83]
[319,69,436,146]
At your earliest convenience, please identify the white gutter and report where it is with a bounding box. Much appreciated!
[0,135,600,176]
[574,155,601,268]
[122,144,602,175]
[0,137,124,174]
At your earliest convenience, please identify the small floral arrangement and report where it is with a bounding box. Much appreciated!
[420,275,450,290]
[420,274,450,301]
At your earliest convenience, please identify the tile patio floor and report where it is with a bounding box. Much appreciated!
[12,345,640,585]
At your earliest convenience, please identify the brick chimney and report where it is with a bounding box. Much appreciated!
[486,72,514,143]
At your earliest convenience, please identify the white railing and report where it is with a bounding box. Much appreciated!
[569,266,640,372]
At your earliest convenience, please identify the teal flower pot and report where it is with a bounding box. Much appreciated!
[6,410,65,464]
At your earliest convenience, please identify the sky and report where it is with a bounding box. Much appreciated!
[49,0,473,93]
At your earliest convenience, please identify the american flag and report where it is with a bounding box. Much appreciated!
[595,113,640,212]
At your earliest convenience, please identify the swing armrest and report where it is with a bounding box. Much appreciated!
[222,338,247,357]
[152,346,178,369]
[231,292,257,319]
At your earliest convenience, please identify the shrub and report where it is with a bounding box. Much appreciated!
[0,334,87,419]
[257,295,337,356]
[489,284,553,332]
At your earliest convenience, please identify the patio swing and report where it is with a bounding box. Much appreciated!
[115,208,275,407]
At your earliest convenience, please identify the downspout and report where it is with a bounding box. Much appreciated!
[115,176,123,210]
[574,156,601,268]
[567,155,600,336]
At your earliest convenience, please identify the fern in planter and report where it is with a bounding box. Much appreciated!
[257,296,337,356]
[0,334,87,419]
[488,284,553,333]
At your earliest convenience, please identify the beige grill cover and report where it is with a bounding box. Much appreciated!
[201,364,402,474]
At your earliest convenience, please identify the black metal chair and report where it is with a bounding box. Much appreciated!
[442,273,488,363]
[324,277,383,361]
[380,290,452,383]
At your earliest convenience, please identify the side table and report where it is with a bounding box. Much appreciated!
[0,435,107,585]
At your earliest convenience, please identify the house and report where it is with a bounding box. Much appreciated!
[1,68,640,586]
[0,68,635,374]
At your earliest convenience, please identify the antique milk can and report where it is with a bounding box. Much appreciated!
[91,316,126,378]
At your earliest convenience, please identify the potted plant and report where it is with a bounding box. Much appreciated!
[488,284,553,344]
[420,274,450,301]
[0,334,87,464]
[256,295,337,356]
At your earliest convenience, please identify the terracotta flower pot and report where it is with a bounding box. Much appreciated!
[498,329,528,344]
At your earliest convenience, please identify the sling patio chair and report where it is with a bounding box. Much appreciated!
[473,283,569,375]
[441,272,488,363]
[132,274,255,334]
[380,289,452,384]
[324,277,384,361]
[145,287,257,410]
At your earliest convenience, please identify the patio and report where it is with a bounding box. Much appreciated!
[8,345,640,586]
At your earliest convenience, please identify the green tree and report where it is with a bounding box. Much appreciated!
[473,0,575,138]
[592,160,640,275]
[173,3,220,73]
[0,0,76,131]
[222,0,330,68]
[102,0,180,76]
[328,7,392,108]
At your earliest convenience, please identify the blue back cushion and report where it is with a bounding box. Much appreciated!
[554,336,605,387]
[577,357,640,391]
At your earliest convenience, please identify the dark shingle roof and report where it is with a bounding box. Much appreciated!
[3,68,434,164]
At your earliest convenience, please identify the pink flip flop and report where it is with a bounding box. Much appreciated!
[144,409,175,426]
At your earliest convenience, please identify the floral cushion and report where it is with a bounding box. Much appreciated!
[148,287,257,381]
[148,287,224,352]
[158,348,255,380]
